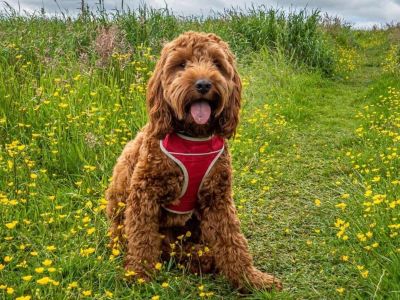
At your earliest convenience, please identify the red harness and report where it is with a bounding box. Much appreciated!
[160,133,225,214]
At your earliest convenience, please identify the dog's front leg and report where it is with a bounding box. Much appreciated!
[200,198,282,291]
[123,183,163,280]
[199,156,282,291]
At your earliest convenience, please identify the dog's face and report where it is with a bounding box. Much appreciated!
[146,32,241,138]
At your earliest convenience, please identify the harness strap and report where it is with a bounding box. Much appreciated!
[160,133,224,214]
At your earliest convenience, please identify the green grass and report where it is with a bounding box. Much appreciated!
[241,44,399,299]
[1,7,399,300]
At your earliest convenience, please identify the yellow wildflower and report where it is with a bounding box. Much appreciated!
[80,247,96,257]
[22,275,32,281]
[336,287,345,294]
[124,270,136,277]
[42,259,52,266]
[68,282,78,289]
[82,290,92,296]
[340,255,349,262]
[46,245,56,252]
[16,296,31,300]
[37,277,51,285]
[105,290,113,297]
[335,203,347,210]
[361,270,369,278]
[5,221,18,229]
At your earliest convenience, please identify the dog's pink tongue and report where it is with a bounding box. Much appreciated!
[190,101,211,125]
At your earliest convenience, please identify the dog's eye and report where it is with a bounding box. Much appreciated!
[213,60,222,69]
[179,62,186,68]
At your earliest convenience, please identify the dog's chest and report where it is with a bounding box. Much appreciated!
[160,133,224,214]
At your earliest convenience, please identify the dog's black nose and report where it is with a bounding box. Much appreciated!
[195,79,212,94]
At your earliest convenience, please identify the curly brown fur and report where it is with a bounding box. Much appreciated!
[106,31,282,291]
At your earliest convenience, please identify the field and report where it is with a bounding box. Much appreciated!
[1,6,399,300]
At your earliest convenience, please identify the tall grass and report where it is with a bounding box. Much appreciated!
[188,7,335,74]
[1,4,336,74]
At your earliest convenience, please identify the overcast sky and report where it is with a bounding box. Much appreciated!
[5,0,400,28]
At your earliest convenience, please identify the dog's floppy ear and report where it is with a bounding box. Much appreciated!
[146,46,173,139]
[217,57,242,139]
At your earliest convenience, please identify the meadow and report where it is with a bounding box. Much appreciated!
[0,5,399,299]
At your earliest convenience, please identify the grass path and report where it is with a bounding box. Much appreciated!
[240,43,388,299]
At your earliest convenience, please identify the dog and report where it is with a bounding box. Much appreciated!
[106,31,282,292]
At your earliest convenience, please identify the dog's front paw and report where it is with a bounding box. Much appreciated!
[245,268,282,291]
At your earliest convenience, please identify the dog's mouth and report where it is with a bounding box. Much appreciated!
[185,97,220,125]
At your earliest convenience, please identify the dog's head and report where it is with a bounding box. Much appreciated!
[146,31,241,139]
